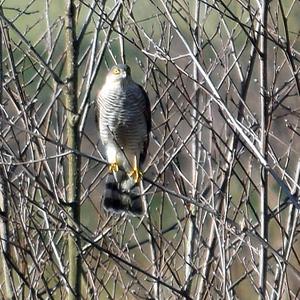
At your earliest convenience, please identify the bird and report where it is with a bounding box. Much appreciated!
[96,64,151,215]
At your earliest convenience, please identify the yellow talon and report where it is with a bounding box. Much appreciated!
[129,155,142,183]
[108,162,119,173]
[129,168,143,183]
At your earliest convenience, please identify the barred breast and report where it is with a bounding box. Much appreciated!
[97,80,148,160]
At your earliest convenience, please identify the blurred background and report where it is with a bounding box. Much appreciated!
[0,0,299,299]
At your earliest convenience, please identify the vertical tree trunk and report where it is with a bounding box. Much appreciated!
[184,0,201,295]
[0,166,15,300]
[0,18,15,300]
[259,0,269,298]
[65,1,81,299]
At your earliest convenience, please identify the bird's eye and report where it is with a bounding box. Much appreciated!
[112,68,120,75]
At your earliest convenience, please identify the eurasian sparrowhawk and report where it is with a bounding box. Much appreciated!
[96,64,151,215]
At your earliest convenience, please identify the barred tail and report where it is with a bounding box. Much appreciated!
[103,173,145,215]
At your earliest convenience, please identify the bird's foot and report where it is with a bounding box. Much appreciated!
[129,168,143,183]
[108,162,119,173]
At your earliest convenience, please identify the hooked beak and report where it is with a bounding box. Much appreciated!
[121,71,127,79]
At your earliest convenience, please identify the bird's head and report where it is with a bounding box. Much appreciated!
[107,64,132,83]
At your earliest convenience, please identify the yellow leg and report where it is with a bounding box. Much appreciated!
[129,155,143,183]
[108,162,119,173]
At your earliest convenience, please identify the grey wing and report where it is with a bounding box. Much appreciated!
[95,92,103,131]
[137,84,151,164]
